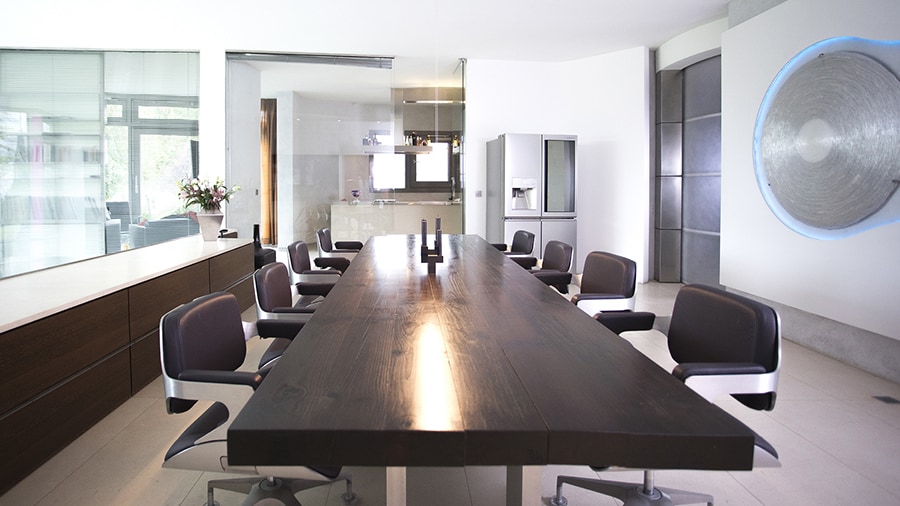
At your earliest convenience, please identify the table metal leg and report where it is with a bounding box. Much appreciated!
[506,465,542,506]
[386,466,407,506]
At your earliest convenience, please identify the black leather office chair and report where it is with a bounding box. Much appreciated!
[571,251,638,316]
[286,240,341,295]
[513,240,573,293]
[314,228,360,272]
[159,292,356,506]
[298,231,350,273]
[252,261,325,369]
[491,230,536,256]
[552,284,781,506]
[254,262,322,323]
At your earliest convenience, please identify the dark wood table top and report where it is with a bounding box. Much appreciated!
[228,234,755,471]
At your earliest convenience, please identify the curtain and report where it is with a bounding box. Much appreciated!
[260,99,277,244]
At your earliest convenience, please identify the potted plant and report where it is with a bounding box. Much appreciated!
[177,177,240,240]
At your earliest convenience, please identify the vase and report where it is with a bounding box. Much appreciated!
[197,211,224,241]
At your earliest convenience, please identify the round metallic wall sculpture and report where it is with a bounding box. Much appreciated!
[753,37,900,239]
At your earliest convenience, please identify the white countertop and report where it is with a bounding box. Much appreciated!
[0,237,252,334]
[333,200,461,206]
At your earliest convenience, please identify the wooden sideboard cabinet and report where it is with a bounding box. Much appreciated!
[0,238,254,495]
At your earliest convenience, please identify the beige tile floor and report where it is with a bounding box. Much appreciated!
[3,281,900,505]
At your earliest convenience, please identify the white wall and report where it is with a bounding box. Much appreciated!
[275,91,298,247]
[463,59,565,242]
[721,0,900,340]
[657,17,728,71]
[464,47,652,277]
[226,61,262,238]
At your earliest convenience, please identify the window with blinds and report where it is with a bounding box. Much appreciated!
[0,50,198,278]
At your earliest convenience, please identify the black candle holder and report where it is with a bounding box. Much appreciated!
[421,218,444,274]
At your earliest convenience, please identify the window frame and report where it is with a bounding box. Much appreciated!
[370,130,461,194]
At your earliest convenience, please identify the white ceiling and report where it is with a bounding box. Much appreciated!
[242,0,729,103]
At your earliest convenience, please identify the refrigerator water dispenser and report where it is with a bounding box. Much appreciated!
[511,177,537,210]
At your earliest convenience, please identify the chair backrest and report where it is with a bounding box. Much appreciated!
[316,228,333,253]
[541,240,573,272]
[254,262,294,313]
[580,251,636,298]
[667,284,780,410]
[160,292,247,413]
[509,230,535,255]
[287,240,313,274]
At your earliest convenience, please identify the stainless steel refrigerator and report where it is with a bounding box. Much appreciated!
[486,133,577,270]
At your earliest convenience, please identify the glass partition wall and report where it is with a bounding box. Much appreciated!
[226,54,465,246]
[0,50,199,278]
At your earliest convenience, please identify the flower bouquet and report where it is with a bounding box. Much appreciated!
[177,177,240,240]
[177,177,240,213]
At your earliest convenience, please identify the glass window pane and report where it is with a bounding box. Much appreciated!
[137,105,198,120]
[104,125,129,202]
[0,49,199,278]
[105,103,123,119]
[0,51,104,277]
[371,154,406,189]
[139,133,199,220]
[415,142,449,182]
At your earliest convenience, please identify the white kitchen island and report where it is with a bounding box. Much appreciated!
[330,201,463,243]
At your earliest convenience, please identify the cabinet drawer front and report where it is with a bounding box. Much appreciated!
[210,243,253,292]
[129,262,209,340]
[0,290,129,416]
[0,350,130,494]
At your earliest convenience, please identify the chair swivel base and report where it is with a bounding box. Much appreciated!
[551,476,713,506]
[207,476,357,506]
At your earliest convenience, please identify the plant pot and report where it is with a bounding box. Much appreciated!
[197,211,224,241]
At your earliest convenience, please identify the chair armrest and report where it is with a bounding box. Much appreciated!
[178,369,265,388]
[334,240,363,250]
[511,256,538,269]
[532,271,572,293]
[532,270,572,285]
[593,311,656,335]
[572,293,628,304]
[296,281,335,297]
[317,250,356,261]
[163,372,257,416]
[314,256,351,272]
[573,293,637,315]
[259,311,313,323]
[273,306,316,314]
[491,243,508,251]
[256,319,305,339]
[297,271,342,278]
[673,362,766,380]
[675,362,780,405]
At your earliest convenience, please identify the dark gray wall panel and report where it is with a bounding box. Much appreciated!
[683,56,721,119]
[655,229,682,282]
[657,70,683,123]
[657,123,683,176]
[655,55,721,285]
[683,116,721,175]
[681,231,721,287]
[682,175,721,233]
[656,176,682,229]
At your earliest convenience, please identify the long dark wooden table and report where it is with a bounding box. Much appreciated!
[228,234,755,505]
